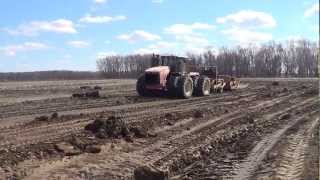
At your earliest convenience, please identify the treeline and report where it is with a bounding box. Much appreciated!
[97,39,319,78]
[0,71,102,81]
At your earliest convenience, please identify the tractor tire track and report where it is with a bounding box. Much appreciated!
[0,91,260,148]
[254,115,319,180]
[231,111,319,180]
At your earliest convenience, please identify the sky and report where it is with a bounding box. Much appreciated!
[0,0,318,72]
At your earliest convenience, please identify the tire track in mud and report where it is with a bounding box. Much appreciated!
[0,81,135,107]
[0,82,260,122]
[30,89,317,179]
[0,86,307,150]
[0,120,88,148]
[0,91,259,149]
[0,88,256,131]
[0,89,136,119]
[149,96,318,165]
[53,92,313,179]
[5,83,316,179]
[230,111,319,180]
[164,98,319,180]
[254,116,319,180]
[275,118,319,180]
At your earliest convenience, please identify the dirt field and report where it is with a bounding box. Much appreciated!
[0,78,319,180]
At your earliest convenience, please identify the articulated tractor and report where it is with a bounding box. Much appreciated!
[137,55,239,98]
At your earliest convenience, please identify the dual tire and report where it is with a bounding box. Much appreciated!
[168,75,210,99]
[195,76,211,96]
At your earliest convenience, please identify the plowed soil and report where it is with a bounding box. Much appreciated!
[0,78,318,180]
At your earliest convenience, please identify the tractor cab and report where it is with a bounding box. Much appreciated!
[151,55,187,74]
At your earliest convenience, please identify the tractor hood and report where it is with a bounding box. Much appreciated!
[145,66,170,73]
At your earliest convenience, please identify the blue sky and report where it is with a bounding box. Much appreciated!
[0,0,318,72]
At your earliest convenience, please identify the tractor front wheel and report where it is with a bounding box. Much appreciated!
[168,75,179,97]
[136,75,148,96]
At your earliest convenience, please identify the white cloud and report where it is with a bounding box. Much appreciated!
[162,22,216,55]
[165,23,215,35]
[68,41,90,48]
[94,0,107,4]
[6,19,77,36]
[217,10,276,28]
[1,42,48,56]
[133,41,176,54]
[304,3,319,17]
[176,34,209,46]
[221,27,272,44]
[79,14,126,24]
[117,30,161,43]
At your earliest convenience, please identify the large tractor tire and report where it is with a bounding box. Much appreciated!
[195,76,211,96]
[177,76,194,99]
[168,75,179,97]
[192,76,199,95]
[136,75,149,96]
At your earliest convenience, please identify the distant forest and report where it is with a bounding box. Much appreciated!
[0,71,102,81]
[97,39,319,78]
[1,39,318,81]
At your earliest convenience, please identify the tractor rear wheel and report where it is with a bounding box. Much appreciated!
[195,76,211,96]
[177,76,194,99]
[136,75,148,96]
[168,75,179,97]
[192,76,199,95]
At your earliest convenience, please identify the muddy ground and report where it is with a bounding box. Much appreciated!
[0,78,319,180]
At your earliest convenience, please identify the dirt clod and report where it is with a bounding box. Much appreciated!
[70,136,87,150]
[85,116,130,139]
[85,90,100,98]
[279,113,291,120]
[73,86,100,98]
[194,110,205,118]
[51,112,59,119]
[147,132,158,138]
[124,135,134,143]
[134,165,168,180]
[54,142,81,156]
[164,113,177,120]
[35,115,49,122]
[130,126,148,138]
[94,86,102,90]
[272,81,280,86]
[84,145,101,154]
[80,86,91,89]
[85,119,106,133]
[167,121,174,126]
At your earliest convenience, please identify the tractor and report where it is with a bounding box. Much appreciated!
[136,55,239,98]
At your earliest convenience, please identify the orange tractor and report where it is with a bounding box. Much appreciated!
[136,55,239,98]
